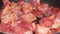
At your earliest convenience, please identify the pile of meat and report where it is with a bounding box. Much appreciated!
[0,0,60,34]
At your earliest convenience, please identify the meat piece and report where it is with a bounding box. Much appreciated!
[56,27,60,32]
[24,30,33,34]
[1,12,18,24]
[18,22,35,31]
[1,2,21,24]
[35,24,50,34]
[56,12,60,18]
[0,24,7,32]
[22,3,33,13]
[48,14,55,20]
[39,4,49,12]
[32,10,43,17]
[22,13,36,22]
[47,28,57,34]
[50,7,60,14]
[51,23,60,29]
[2,0,11,6]
[30,0,40,8]
[40,18,54,27]
[32,4,49,17]
[51,14,60,29]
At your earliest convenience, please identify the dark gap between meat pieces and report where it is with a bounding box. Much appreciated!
[56,32,60,34]
[33,17,41,24]
[24,0,30,3]
[0,32,5,34]
[9,0,18,3]
[33,31,35,34]
[40,0,60,9]
[0,0,3,10]
[0,19,1,23]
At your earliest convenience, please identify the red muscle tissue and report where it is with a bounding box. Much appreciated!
[0,0,60,34]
